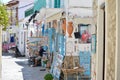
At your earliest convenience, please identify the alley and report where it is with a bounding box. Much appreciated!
[1,0,120,80]
[2,53,47,80]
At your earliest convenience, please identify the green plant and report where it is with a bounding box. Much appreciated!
[43,59,48,64]
[44,73,53,80]
[0,2,9,30]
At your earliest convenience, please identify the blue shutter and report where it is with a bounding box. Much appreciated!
[54,0,60,8]
[34,0,46,11]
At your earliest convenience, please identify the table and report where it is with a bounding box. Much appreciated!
[61,68,84,80]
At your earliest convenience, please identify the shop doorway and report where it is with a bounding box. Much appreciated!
[101,3,106,80]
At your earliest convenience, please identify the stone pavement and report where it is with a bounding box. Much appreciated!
[2,53,48,80]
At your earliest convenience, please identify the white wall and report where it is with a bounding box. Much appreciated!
[64,0,93,17]
[2,31,8,42]
[17,23,27,55]
[68,0,92,7]
[18,0,34,21]
[46,0,54,8]
[17,0,34,55]
[98,0,105,5]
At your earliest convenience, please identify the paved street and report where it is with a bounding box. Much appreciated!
[2,53,47,80]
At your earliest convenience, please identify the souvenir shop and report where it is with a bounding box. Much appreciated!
[26,7,97,80]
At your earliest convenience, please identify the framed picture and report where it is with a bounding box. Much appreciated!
[74,58,79,67]
[50,54,64,79]
[79,51,91,76]
[78,24,91,43]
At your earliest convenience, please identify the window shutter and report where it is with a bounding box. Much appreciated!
[54,0,60,8]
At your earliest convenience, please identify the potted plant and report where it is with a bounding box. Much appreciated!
[44,73,53,80]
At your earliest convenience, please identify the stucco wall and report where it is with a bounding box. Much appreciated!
[18,0,34,21]
[96,7,104,80]
[106,0,116,80]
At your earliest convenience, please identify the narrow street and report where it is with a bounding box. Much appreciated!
[1,0,119,80]
[2,53,47,80]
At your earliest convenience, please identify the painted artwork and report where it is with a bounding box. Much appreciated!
[66,41,74,55]
[79,51,91,76]
[79,44,91,76]
[58,34,65,56]
[78,24,91,43]
[48,28,56,53]
[50,54,64,79]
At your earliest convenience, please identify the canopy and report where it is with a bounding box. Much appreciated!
[35,0,93,21]
[35,8,63,20]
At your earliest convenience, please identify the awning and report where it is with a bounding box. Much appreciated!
[35,8,63,21]
[35,0,93,21]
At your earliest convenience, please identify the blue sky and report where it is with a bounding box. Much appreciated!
[1,0,11,3]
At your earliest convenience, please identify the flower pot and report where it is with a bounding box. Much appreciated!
[67,22,73,37]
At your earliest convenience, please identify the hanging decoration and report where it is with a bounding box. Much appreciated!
[67,22,74,38]
[62,18,66,35]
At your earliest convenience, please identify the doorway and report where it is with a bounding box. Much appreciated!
[101,3,106,80]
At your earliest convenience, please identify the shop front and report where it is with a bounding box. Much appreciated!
[27,7,97,80]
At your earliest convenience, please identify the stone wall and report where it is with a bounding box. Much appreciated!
[106,0,116,80]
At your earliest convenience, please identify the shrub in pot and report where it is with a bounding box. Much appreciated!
[44,73,53,80]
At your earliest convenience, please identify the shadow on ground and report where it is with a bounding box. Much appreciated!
[2,52,15,57]
[15,58,47,80]
[2,52,48,80]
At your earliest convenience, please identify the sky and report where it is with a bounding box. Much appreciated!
[1,0,11,3]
